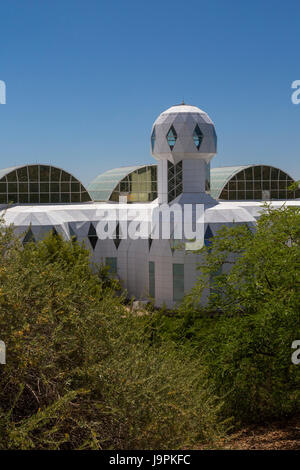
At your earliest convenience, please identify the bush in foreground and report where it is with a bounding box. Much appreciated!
[0,227,226,449]
[175,205,300,423]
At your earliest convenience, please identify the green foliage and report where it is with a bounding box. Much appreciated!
[175,205,300,422]
[288,180,300,191]
[0,227,225,449]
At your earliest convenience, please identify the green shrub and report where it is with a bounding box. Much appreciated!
[0,227,226,449]
[176,205,300,423]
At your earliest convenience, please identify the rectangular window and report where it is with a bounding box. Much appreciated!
[173,264,184,302]
[149,261,155,298]
[106,257,117,275]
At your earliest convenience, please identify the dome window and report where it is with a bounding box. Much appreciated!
[193,124,203,150]
[151,127,156,152]
[166,126,177,150]
[23,227,35,245]
[88,223,98,250]
[204,225,214,248]
[113,223,121,249]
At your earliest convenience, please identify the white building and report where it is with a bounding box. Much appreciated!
[1,103,300,307]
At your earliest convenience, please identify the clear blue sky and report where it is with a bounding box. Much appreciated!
[0,0,300,185]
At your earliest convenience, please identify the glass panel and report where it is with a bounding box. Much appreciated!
[279,171,287,181]
[204,225,214,248]
[19,182,28,193]
[166,125,177,150]
[8,194,18,203]
[7,171,17,182]
[0,164,89,205]
[17,167,28,182]
[168,189,175,202]
[8,183,17,192]
[61,193,70,203]
[50,167,61,181]
[71,182,80,192]
[237,170,245,180]
[173,264,184,302]
[50,193,59,203]
[271,190,279,199]
[151,127,156,152]
[71,193,81,203]
[28,166,39,181]
[254,166,261,179]
[244,167,253,180]
[40,193,50,203]
[271,168,279,180]
[120,181,129,192]
[40,182,49,192]
[50,183,59,192]
[149,261,155,298]
[254,190,261,199]
[29,193,39,203]
[61,182,70,192]
[262,181,270,190]
[229,191,237,200]
[263,166,270,180]
[61,170,71,182]
[193,124,203,150]
[151,166,157,180]
[30,183,39,193]
[0,182,7,192]
[81,192,91,202]
[220,189,228,200]
[175,173,182,185]
[39,165,50,181]
[168,178,175,191]
[279,190,286,199]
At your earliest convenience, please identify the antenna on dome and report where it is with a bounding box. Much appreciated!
[181,99,185,105]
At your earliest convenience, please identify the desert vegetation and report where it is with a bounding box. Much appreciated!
[0,204,299,449]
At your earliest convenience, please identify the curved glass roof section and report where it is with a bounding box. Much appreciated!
[210,165,299,200]
[88,163,299,202]
[210,166,247,199]
[0,164,91,204]
[88,165,157,202]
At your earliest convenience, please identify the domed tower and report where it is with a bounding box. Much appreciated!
[150,103,217,204]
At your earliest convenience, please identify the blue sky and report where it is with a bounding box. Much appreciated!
[0,0,300,185]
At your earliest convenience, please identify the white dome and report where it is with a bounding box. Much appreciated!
[163,104,204,113]
[151,103,217,163]
[157,103,214,125]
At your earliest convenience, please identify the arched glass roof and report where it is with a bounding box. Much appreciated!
[210,165,300,200]
[210,166,248,199]
[88,165,157,202]
[0,164,91,204]
[88,163,299,202]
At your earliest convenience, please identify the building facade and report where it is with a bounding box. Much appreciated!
[1,104,299,307]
